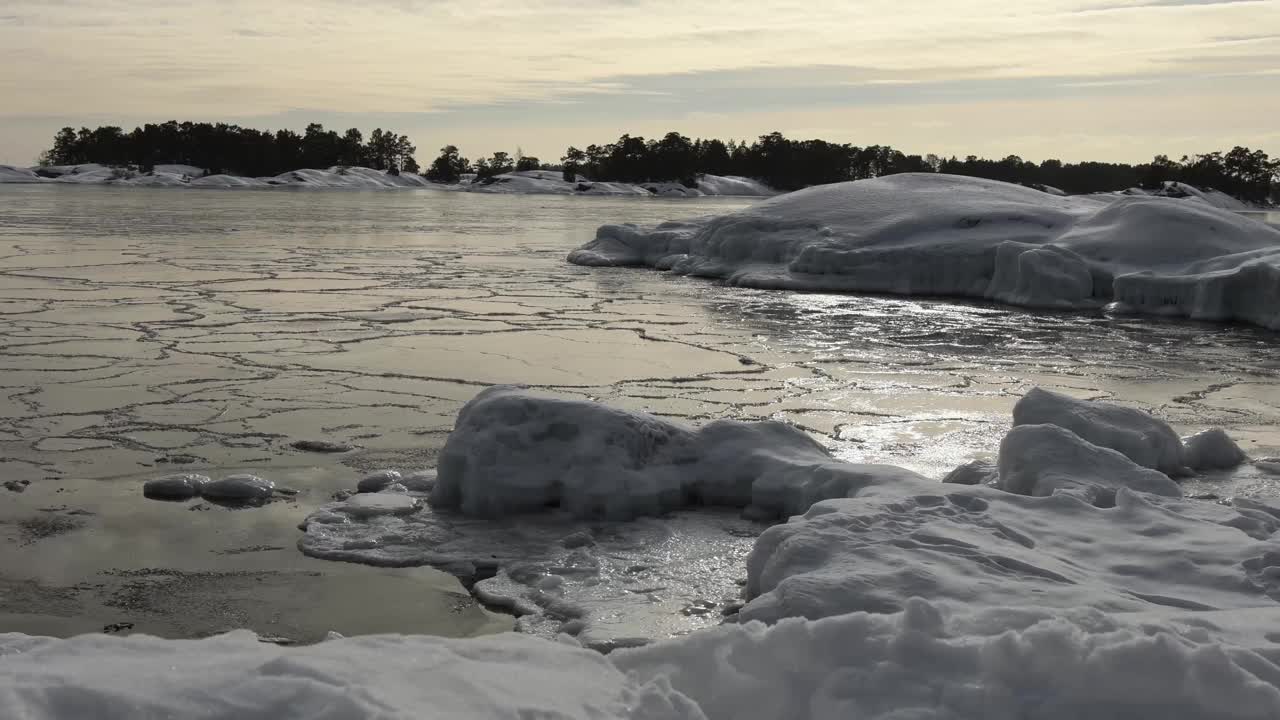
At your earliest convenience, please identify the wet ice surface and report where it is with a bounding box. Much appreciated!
[2,185,1279,642]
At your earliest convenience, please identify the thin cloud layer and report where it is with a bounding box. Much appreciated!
[1,0,1276,163]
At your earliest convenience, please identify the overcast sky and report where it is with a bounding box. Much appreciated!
[2,0,1278,165]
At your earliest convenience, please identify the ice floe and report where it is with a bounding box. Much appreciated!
[570,173,1280,330]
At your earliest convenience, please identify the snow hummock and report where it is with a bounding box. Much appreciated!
[1185,428,1250,471]
[430,386,927,521]
[1012,388,1189,475]
[568,173,1280,330]
[998,423,1183,504]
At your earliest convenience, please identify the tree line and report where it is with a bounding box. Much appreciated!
[41,121,418,176]
[41,123,1278,203]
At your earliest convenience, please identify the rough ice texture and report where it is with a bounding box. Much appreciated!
[1012,387,1188,475]
[430,386,928,521]
[997,424,1183,504]
[200,473,275,500]
[1184,428,1249,471]
[568,173,1280,330]
[142,472,210,500]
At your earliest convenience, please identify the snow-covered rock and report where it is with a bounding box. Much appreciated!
[570,173,1280,330]
[1012,388,1188,475]
[997,423,1183,504]
[142,473,210,500]
[430,385,927,521]
[1184,428,1249,471]
[0,165,45,183]
[200,473,274,501]
[941,458,996,485]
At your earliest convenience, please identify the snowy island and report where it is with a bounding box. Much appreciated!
[570,173,1280,331]
[0,163,775,198]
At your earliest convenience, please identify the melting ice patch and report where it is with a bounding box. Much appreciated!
[569,173,1280,330]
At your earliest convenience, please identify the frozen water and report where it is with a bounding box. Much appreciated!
[142,472,210,500]
[570,173,1280,330]
[200,474,274,501]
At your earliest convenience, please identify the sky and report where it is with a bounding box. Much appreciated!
[1,0,1278,166]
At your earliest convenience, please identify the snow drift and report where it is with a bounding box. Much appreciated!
[7,386,1280,718]
[569,173,1280,330]
[0,164,773,196]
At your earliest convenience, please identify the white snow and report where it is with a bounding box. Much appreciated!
[569,173,1280,330]
[200,473,275,501]
[997,423,1183,504]
[430,385,928,521]
[1185,428,1250,471]
[1012,387,1189,475]
[141,472,210,500]
[8,385,1280,718]
[448,170,774,197]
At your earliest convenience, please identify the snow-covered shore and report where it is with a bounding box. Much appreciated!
[5,385,1280,718]
[0,163,775,197]
[570,173,1280,330]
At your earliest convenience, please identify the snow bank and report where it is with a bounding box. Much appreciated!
[997,423,1183,503]
[0,165,45,183]
[455,170,775,197]
[0,630,688,720]
[431,386,927,521]
[570,173,1280,330]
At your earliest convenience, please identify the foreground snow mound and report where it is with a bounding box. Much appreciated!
[5,602,1280,720]
[570,173,1280,330]
[616,598,1280,720]
[743,486,1280,625]
[0,630,694,720]
[431,386,928,520]
[1012,388,1189,475]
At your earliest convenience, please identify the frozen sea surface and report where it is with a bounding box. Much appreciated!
[1,184,1279,643]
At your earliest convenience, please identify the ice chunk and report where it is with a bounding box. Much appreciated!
[335,492,419,518]
[941,458,996,485]
[1012,387,1188,475]
[1184,428,1249,471]
[998,424,1183,504]
[357,469,403,493]
[570,173,1280,330]
[200,474,274,501]
[142,473,210,500]
[431,386,928,520]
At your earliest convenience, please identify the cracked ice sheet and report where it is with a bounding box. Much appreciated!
[1,184,1279,638]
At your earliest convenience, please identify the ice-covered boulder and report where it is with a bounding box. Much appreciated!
[200,473,274,501]
[997,424,1183,504]
[142,473,210,500]
[570,173,1280,330]
[1012,388,1188,475]
[357,469,403,493]
[941,458,997,485]
[431,386,929,520]
[1184,428,1249,471]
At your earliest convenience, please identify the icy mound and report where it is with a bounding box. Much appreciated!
[459,170,775,197]
[1012,388,1188,475]
[431,386,927,520]
[998,424,1183,503]
[742,487,1280,625]
[142,473,210,500]
[0,165,45,183]
[0,630,681,720]
[5,603,1280,719]
[569,173,1280,330]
